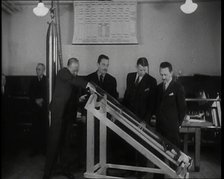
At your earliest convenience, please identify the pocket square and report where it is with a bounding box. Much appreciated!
[169,92,174,96]
[144,88,150,92]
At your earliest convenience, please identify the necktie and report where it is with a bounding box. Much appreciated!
[100,74,104,84]
[38,76,42,81]
[163,83,166,92]
[135,76,140,86]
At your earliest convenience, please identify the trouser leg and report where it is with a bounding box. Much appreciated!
[43,116,63,176]
[59,114,74,171]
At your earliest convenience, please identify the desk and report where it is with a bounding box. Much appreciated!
[179,120,214,172]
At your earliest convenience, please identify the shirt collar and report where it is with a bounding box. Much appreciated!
[135,73,144,81]
[164,77,172,88]
[38,75,43,81]
[97,71,105,80]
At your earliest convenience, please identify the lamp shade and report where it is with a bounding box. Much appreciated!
[180,0,198,14]
[33,2,49,17]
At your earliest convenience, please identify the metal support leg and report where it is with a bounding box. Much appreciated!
[86,111,95,173]
[183,134,188,154]
[194,128,201,172]
[99,118,107,174]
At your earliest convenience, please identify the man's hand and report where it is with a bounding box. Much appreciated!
[138,121,146,130]
[79,94,88,102]
[86,82,96,94]
[111,116,117,123]
[35,98,44,107]
[77,116,86,123]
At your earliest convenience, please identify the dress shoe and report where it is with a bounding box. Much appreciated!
[59,171,76,179]
[42,174,50,179]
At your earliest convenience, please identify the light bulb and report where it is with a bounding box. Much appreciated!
[180,0,198,14]
[33,2,49,17]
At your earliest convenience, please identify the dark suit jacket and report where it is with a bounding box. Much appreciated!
[50,67,87,120]
[155,80,186,146]
[29,75,47,106]
[87,71,118,99]
[44,68,87,173]
[123,72,157,123]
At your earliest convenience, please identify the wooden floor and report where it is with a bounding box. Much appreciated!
[1,124,221,179]
[1,143,221,179]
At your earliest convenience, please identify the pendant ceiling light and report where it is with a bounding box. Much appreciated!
[180,0,198,14]
[33,0,49,17]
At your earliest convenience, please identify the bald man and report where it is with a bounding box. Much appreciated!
[43,58,94,179]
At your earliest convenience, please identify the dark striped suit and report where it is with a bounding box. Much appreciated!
[123,72,157,123]
[155,79,186,147]
[44,67,87,176]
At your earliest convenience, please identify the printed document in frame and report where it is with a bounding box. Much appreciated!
[72,1,138,44]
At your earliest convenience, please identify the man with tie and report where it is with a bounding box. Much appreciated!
[155,61,186,148]
[43,58,94,179]
[29,63,48,156]
[87,54,118,99]
[123,57,157,124]
[154,61,186,179]
[86,54,119,164]
[122,57,157,177]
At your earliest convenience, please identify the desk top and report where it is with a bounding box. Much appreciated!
[181,120,214,128]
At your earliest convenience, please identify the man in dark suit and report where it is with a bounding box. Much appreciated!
[123,57,157,124]
[123,57,157,177]
[43,58,94,179]
[29,63,48,156]
[86,54,119,164]
[87,54,118,99]
[154,61,186,179]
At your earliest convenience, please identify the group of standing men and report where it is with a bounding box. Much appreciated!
[33,54,186,179]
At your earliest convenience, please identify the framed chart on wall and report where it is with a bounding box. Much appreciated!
[72,1,138,44]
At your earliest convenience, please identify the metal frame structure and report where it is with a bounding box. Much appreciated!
[84,84,193,179]
[46,0,63,126]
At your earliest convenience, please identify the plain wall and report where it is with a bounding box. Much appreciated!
[1,1,221,97]
[2,11,10,74]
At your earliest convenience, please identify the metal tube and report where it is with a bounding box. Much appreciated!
[46,20,58,101]
[56,0,63,69]
[46,21,56,105]
[46,0,62,105]
[46,0,64,126]
[46,20,58,127]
